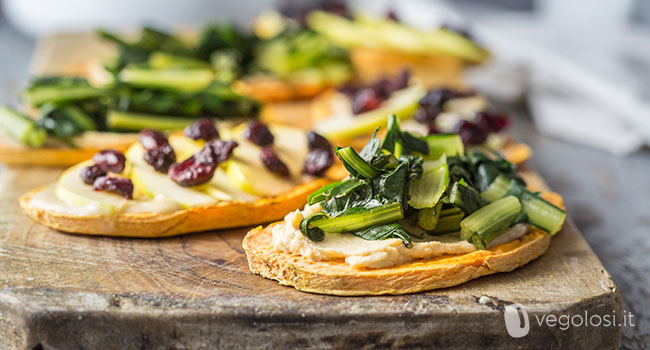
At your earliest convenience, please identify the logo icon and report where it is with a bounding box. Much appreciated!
[504,303,530,338]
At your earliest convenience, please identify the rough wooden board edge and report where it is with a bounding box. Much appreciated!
[0,279,621,350]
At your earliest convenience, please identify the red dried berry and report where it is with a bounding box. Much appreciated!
[92,150,126,173]
[342,70,411,115]
[139,129,176,173]
[80,165,106,185]
[93,176,134,199]
[304,148,334,176]
[198,140,238,164]
[168,140,237,187]
[168,156,217,187]
[184,118,219,141]
[386,9,399,22]
[243,121,274,146]
[144,143,176,173]
[475,111,510,133]
[139,130,169,150]
[414,105,442,124]
[260,147,290,177]
[390,69,410,92]
[306,131,332,151]
[454,120,488,145]
[372,79,393,99]
[351,88,382,115]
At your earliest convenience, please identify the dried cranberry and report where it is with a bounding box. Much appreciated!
[391,69,410,92]
[372,79,393,100]
[337,84,357,98]
[386,9,399,22]
[139,130,169,150]
[279,0,349,26]
[80,165,106,185]
[342,70,411,115]
[243,121,274,146]
[260,147,290,177]
[420,88,456,109]
[144,144,176,173]
[93,176,133,199]
[370,70,409,99]
[325,0,350,18]
[475,111,510,133]
[414,105,442,124]
[415,88,475,125]
[198,140,238,164]
[454,120,488,145]
[306,131,332,151]
[168,156,217,187]
[168,140,237,187]
[351,88,382,115]
[92,150,126,173]
[184,118,219,141]
[304,148,334,176]
[139,129,177,172]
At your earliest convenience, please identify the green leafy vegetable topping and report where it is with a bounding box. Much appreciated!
[300,115,566,250]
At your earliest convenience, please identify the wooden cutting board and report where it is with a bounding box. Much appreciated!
[0,165,621,349]
[0,33,622,349]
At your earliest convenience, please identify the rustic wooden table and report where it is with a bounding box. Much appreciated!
[0,20,647,349]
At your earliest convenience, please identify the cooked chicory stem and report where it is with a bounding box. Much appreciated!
[480,174,566,235]
[447,179,484,215]
[38,105,97,146]
[148,52,212,70]
[417,202,443,231]
[460,196,522,249]
[335,146,383,179]
[480,175,511,202]
[106,110,196,131]
[521,191,566,235]
[118,67,215,93]
[0,106,47,147]
[408,155,448,209]
[308,202,404,233]
[422,134,464,160]
[430,211,465,235]
[22,77,105,107]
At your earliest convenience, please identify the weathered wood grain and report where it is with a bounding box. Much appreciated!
[0,166,622,349]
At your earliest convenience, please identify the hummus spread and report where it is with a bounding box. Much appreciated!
[272,204,530,269]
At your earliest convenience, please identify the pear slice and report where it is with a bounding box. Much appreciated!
[55,161,129,215]
[269,125,309,176]
[130,164,216,208]
[168,134,203,161]
[224,138,304,197]
[210,167,258,202]
[126,137,218,207]
[314,83,425,140]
